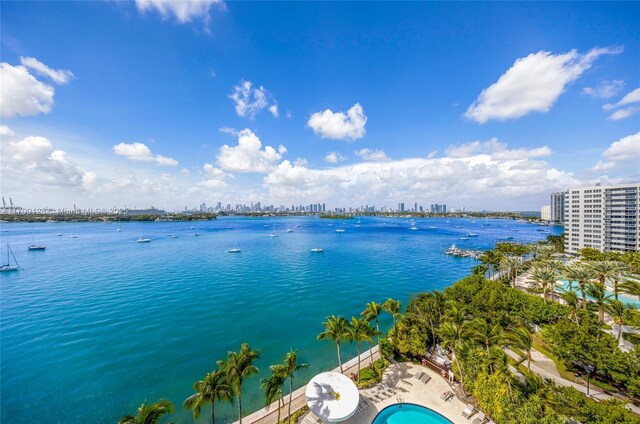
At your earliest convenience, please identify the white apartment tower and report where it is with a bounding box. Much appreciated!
[541,204,551,221]
[564,183,640,254]
[550,192,565,223]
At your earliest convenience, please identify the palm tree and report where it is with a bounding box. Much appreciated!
[529,264,557,302]
[438,321,468,396]
[561,290,580,325]
[260,364,287,424]
[589,261,625,300]
[587,282,610,324]
[468,318,504,358]
[605,299,629,342]
[382,298,401,335]
[348,317,374,382]
[119,399,173,424]
[184,370,233,424]
[563,263,595,309]
[407,291,444,349]
[283,349,309,423]
[217,343,260,424]
[620,278,640,299]
[443,300,467,327]
[507,326,533,371]
[500,255,523,288]
[361,301,383,347]
[479,250,501,278]
[317,315,350,373]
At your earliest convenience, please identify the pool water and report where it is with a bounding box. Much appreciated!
[372,403,453,424]
[558,281,640,307]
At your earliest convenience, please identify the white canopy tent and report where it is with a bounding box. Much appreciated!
[305,372,360,423]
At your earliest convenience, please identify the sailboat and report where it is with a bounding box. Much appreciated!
[269,223,279,237]
[116,218,122,232]
[28,227,46,251]
[0,244,20,272]
[136,237,151,243]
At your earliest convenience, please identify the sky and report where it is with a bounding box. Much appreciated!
[1,1,639,211]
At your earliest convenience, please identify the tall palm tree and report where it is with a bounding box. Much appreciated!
[529,264,557,303]
[119,399,173,424]
[217,343,260,424]
[468,318,504,358]
[500,255,523,288]
[561,290,580,325]
[587,282,610,324]
[589,261,625,300]
[317,315,350,373]
[283,349,309,423]
[407,291,444,349]
[563,263,595,309]
[184,370,233,424]
[348,317,373,382]
[506,326,533,371]
[438,321,468,396]
[443,300,467,327]
[382,298,401,335]
[479,250,501,278]
[620,278,640,299]
[260,364,287,424]
[605,299,629,342]
[361,301,383,347]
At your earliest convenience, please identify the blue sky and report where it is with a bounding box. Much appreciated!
[1,1,639,211]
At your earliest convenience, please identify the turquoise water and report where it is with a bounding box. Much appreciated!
[559,281,640,307]
[372,403,453,424]
[0,217,559,423]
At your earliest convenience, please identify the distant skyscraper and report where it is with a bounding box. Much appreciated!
[398,202,405,212]
[564,183,639,254]
[541,204,551,221]
[550,192,565,223]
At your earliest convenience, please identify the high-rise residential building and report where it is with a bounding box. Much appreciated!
[541,204,551,221]
[398,202,405,212]
[550,192,565,223]
[564,183,639,254]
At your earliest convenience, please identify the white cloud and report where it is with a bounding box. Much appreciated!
[465,46,623,123]
[135,0,223,23]
[1,135,94,190]
[229,80,278,119]
[263,140,577,208]
[603,87,640,120]
[20,57,75,85]
[355,148,389,162]
[325,151,347,163]
[0,63,54,118]
[294,158,309,166]
[0,125,15,137]
[307,103,367,140]
[113,142,178,166]
[216,129,286,173]
[590,160,617,172]
[444,138,552,160]
[219,127,238,136]
[603,132,640,162]
[583,80,624,99]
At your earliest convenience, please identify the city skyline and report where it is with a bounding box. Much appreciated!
[1,2,639,210]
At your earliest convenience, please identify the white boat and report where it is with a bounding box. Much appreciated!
[136,238,151,243]
[459,236,470,240]
[170,235,178,238]
[56,233,62,236]
[269,223,279,237]
[194,233,200,236]
[227,247,241,253]
[466,232,478,237]
[410,226,418,230]
[285,229,293,233]
[190,226,195,229]
[28,226,46,251]
[69,235,78,238]
[504,235,514,240]
[0,244,20,272]
[116,228,122,232]
[310,247,324,252]
[335,228,345,233]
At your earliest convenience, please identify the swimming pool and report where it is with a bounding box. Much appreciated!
[558,281,640,307]
[372,403,453,424]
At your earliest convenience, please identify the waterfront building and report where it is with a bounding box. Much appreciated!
[564,183,639,254]
[541,204,551,221]
[550,192,565,223]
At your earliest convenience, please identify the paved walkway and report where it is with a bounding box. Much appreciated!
[504,348,640,415]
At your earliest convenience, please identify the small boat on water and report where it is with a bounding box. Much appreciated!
[335,228,345,233]
[504,235,514,240]
[227,247,241,253]
[459,236,470,240]
[310,247,324,252]
[69,235,78,238]
[410,226,418,230]
[170,235,178,238]
[269,223,279,237]
[136,238,151,243]
[285,229,293,233]
[0,244,20,272]
[28,226,46,251]
[466,232,478,237]
[56,233,63,236]
[190,226,195,229]
[296,224,301,228]
[194,233,200,237]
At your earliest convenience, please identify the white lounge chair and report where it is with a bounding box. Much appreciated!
[472,411,487,424]
[461,404,475,418]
